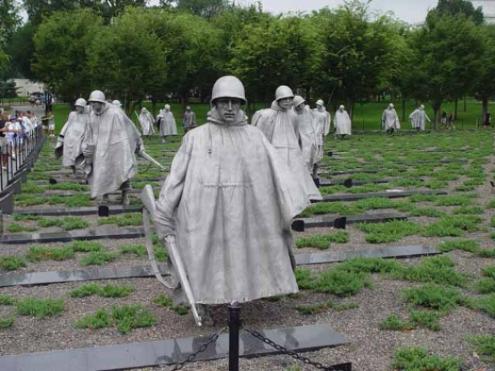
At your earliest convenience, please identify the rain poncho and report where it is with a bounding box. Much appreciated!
[313,107,331,136]
[82,103,142,198]
[158,110,178,136]
[409,108,430,131]
[382,108,400,131]
[252,102,322,201]
[154,108,310,304]
[57,110,89,167]
[138,108,155,136]
[295,106,319,172]
[183,110,196,130]
[334,109,352,136]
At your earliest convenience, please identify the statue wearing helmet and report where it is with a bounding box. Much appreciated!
[293,95,320,184]
[312,99,331,178]
[252,86,321,200]
[409,105,431,131]
[55,97,90,175]
[81,90,143,205]
[153,76,311,316]
[334,105,352,138]
[156,104,177,143]
[136,107,155,136]
[382,103,400,134]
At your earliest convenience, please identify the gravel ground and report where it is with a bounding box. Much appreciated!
[1,134,494,371]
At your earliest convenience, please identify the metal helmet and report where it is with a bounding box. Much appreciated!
[164,104,171,110]
[339,105,345,111]
[420,104,425,110]
[211,75,246,104]
[75,98,86,107]
[112,100,122,107]
[293,95,306,108]
[388,103,394,109]
[88,90,106,103]
[316,99,324,106]
[275,85,294,101]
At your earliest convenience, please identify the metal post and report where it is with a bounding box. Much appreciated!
[228,302,241,371]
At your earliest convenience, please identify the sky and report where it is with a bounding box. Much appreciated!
[243,0,440,24]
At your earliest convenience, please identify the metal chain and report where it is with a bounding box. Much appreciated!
[244,328,351,371]
[169,327,226,371]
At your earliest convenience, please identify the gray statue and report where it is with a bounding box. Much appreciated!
[252,86,322,199]
[382,103,400,134]
[334,105,352,138]
[157,104,177,143]
[55,98,89,175]
[82,90,142,205]
[293,95,320,182]
[154,76,310,307]
[183,106,196,133]
[409,105,431,131]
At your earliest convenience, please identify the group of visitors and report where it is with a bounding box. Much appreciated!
[0,109,40,170]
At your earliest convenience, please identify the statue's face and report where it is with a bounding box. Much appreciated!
[90,102,104,114]
[76,106,84,114]
[215,98,241,123]
[294,104,304,113]
[278,97,293,111]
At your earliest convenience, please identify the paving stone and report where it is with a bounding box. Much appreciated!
[316,190,447,203]
[0,226,145,244]
[15,205,142,216]
[0,324,348,371]
[294,212,407,231]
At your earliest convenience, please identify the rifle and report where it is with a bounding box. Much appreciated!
[141,185,202,326]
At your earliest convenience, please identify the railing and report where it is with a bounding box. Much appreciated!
[0,125,44,192]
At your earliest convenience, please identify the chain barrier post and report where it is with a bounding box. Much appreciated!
[228,302,241,371]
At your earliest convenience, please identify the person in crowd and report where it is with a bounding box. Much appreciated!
[5,116,21,160]
[154,76,310,315]
[409,105,431,132]
[183,106,196,133]
[293,95,321,185]
[82,90,142,206]
[334,105,352,138]
[382,103,400,134]
[157,104,177,143]
[0,113,9,169]
[55,98,89,176]
[252,85,321,201]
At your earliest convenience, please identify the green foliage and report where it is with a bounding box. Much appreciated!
[97,213,142,227]
[111,304,156,334]
[153,294,189,316]
[468,335,495,363]
[294,268,316,290]
[16,298,64,318]
[379,314,413,331]
[401,284,462,312]
[470,294,495,318]
[75,309,112,330]
[423,215,480,237]
[79,250,117,266]
[0,294,15,305]
[70,283,134,298]
[120,244,147,256]
[395,256,467,287]
[392,347,461,371]
[13,214,41,222]
[0,256,26,271]
[476,279,495,294]
[358,220,421,243]
[0,317,14,329]
[48,182,87,191]
[7,223,38,233]
[409,309,441,331]
[70,240,104,253]
[434,195,473,206]
[26,246,74,262]
[483,266,495,280]
[295,231,349,249]
[437,239,479,253]
[313,269,370,297]
[61,217,89,231]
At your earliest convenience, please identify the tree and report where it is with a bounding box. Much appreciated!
[229,15,321,104]
[473,25,495,120]
[87,7,168,108]
[429,0,484,25]
[32,9,103,102]
[0,0,20,44]
[5,23,36,79]
[162,0,229,18]
[311,2,399,115]
[406,13,483,126]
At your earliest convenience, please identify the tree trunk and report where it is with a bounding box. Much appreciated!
[482,96,489,124]
[432,99,442,130]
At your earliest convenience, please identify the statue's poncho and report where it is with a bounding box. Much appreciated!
[295,106,319,172]
[334,110,352,136]
[58,110,89,167]
[313,107,331,137]
[183,110,196,129]
[252,102,322,201]
[138,108,155,136]
[154,108,308,304]
[158,110,178,136]
[382,108,400,131]
[409,109,430,131]
[83,104,141,198]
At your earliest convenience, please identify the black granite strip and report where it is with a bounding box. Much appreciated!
[316,190,447,203]
[0,226,144,244]
[0,245,439,288]
[319,178,390,187]
[15,205,142,216]
[295,245,440,265]
[295,213,407,230]
[0,324,348,371]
